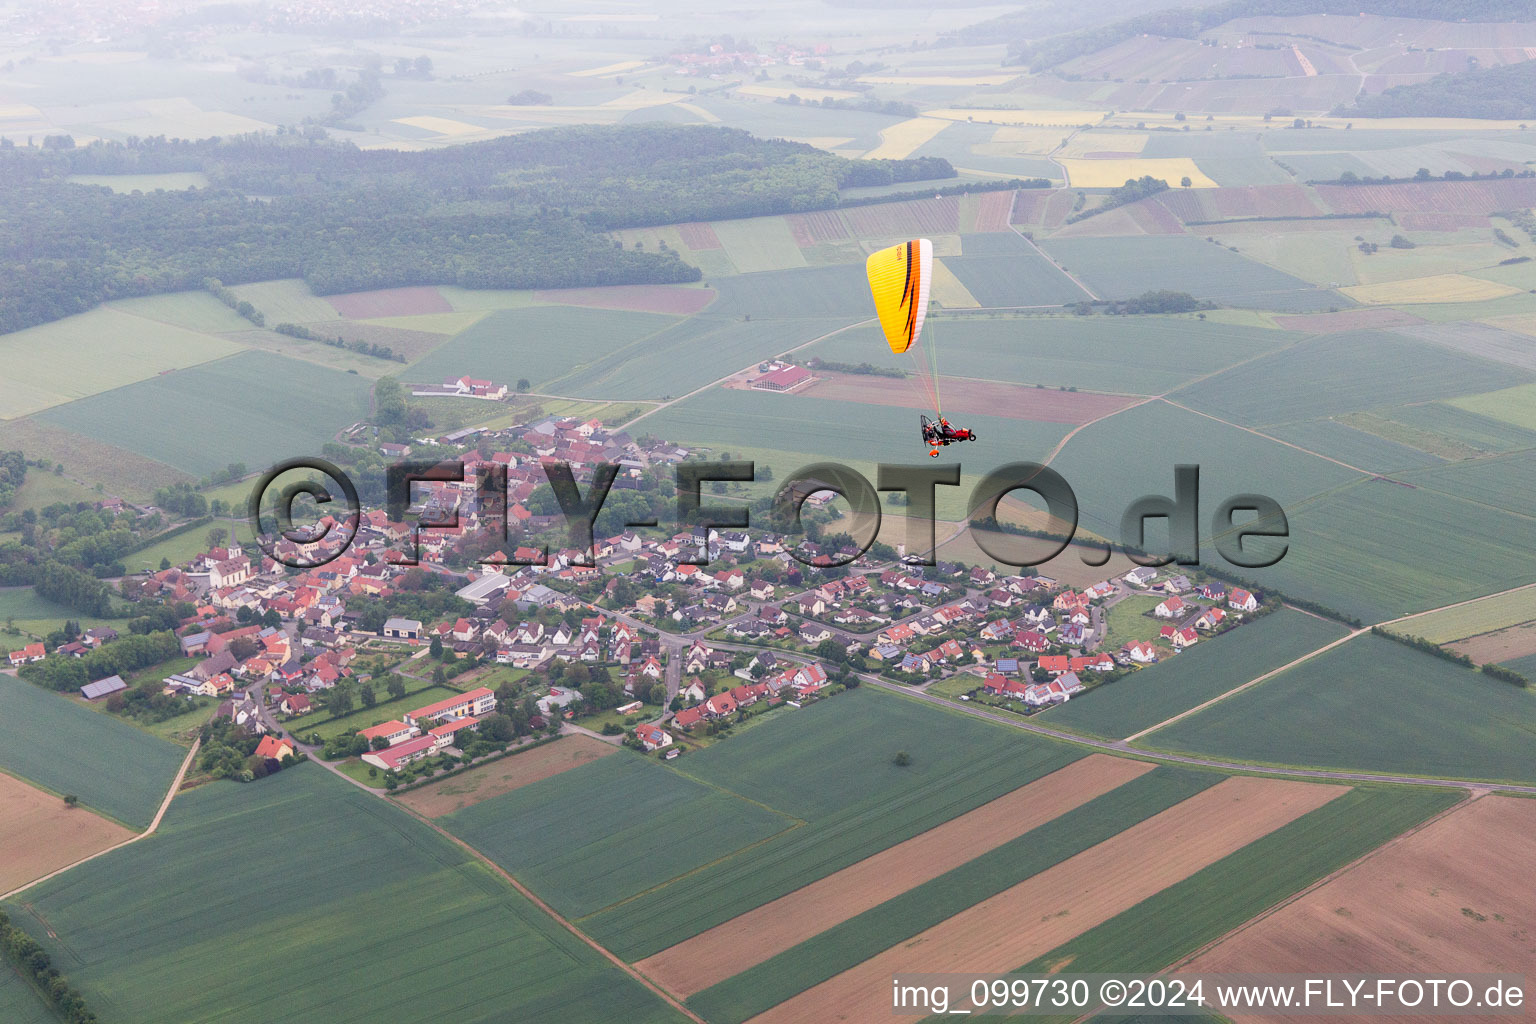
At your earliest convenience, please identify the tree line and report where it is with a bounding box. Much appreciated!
[0,910,98,1024]
[1338,59,1536,120]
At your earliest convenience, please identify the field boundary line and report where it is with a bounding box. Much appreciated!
[572,817,808,923]
[396,801,709,1024]
[1158,397,1373,477]
[1123,630,1366,743]
[1162,787,1479,974]
[616,316,873,431]
[865,679,1536,795]
[0,738,200,901]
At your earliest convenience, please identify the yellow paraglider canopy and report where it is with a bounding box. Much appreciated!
[865,238,932,355]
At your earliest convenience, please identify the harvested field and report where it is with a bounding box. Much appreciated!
[1317,178,1536,217]
[802,372,1138,423]
[930,260,980,308]
[842,196,960,238]
[532,284,716,315]
[1340,274,1520,305]
[1447,621,1536,665]
[0,772,133,893]
[325,286,452,319]
[1062,158,1217,189]
[1011,188,1074,228]
[1398,322,1536,372]
[676,222,722,249]
[1273,308,1426,333]
[785,210,849,245]
[395,735,616,817]
[639,754,1154,998]
[1184,795,1536,1013]
[864,117,950,160]
[925,107,1105,126]
[972,190,1014,232]
[746,777,1345,1024]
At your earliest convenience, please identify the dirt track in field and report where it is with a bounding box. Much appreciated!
[745,776,1347,1024]
[803,372,1139,424]
[394,735,616,818]
[0,771,134,892]
[1183,794,1536,1024]
[638,754,1156,998]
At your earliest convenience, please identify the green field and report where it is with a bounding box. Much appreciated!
[1374,401,1536,455]
[1143,634,1536,783]
[0,966,54,1024]
[226,278,341,323]
[105,290,253,333]
[1037,235,1341,311]
[1446,381,1536,432]
[408,305,681,392]
[1264,418,1445,474]
[638,388,1074,520]
[706,264,872,318]
[0,586,124,650]
[0,417,192,501]
[1242,478,1536,623]
[38,350,373,478]
[440,750,796,920]
[711,215,808,273]
[1401,447,1536,518]
[1044,399,1363,542]
[1011,786,1463,997]
[0,307,242,419]
[806,314,1287,394]
[123,519,245,574]
[0,674,185,828]
[552,314,860,400]
[581,690,1083,961]
[1045,609,1349,739]
[689,764,1217,1024]
[303,683,465,744]
[1172,331,1525,427]
[941,232,1088,307]
[2,769,688,1024]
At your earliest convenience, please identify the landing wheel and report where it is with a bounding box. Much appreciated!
[929,450,940,458]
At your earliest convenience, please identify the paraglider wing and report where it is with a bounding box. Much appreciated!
[866,238,932,355]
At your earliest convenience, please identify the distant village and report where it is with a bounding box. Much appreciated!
[11,372,1275,785]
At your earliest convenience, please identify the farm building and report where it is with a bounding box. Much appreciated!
[751,364,813,392]
[80,675,128,700]
[456,573,512,606]
[383,617,423,640]
[8,642,45,666]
